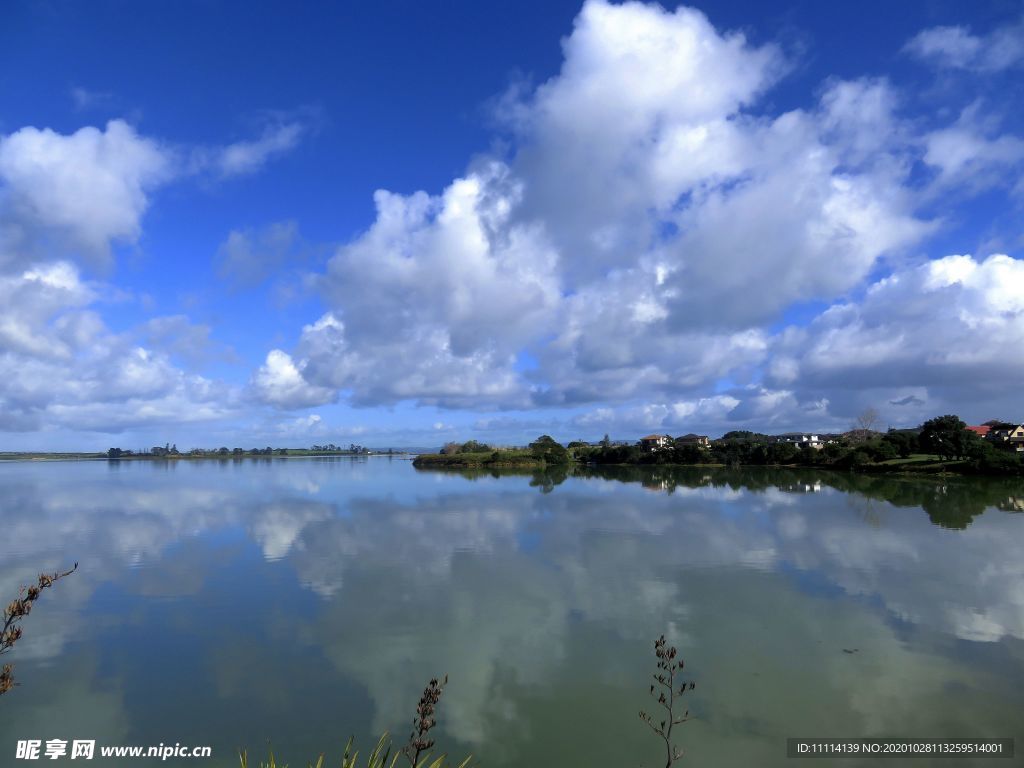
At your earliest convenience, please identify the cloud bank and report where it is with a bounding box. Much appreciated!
[3,1,1023,443]
[255,0,1022,435]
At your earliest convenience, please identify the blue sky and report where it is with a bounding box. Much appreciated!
[1,0,1022,450]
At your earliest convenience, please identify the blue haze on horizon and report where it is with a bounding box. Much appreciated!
[1,0,1022,450]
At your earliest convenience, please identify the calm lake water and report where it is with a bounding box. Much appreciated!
[1,458,1022,766]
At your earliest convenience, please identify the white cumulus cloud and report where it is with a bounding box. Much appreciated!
[252,349,336,409]
[768,253,1024,423]
[259,0,948,418]
[0,120,172,264]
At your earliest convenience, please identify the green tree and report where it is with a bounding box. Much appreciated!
[767,442,800,464]
[919,415,980,460]
[820,442,847,462]
[671,444,705,465]
[720,430,769,442]
[862,438,898,462]
[529,435,569,464]
[882,429,918,458]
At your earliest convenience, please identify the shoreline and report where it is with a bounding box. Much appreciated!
[2,452,1018,479]
[412,456,1020,479]
[0,452,417,464]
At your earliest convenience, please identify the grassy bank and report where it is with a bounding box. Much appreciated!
[411,449,545,469]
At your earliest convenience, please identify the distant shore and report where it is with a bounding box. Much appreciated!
[0,452,108,462]
[1,451,1016,479]
[0,450,416,463]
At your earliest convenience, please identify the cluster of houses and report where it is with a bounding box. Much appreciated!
[636,421,1024,453]
[966,422,1024,452]
[638,432,827,451]
[638,433,717,450]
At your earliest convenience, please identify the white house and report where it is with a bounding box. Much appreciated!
[776,433,822,448]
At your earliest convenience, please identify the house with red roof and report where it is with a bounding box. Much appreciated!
[639,434,672,451]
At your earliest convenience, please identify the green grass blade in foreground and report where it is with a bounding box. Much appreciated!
[240,734,472,768]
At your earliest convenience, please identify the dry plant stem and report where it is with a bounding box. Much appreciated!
[639,635,695,767]
[403,675,448,767]
[0,563,78,696]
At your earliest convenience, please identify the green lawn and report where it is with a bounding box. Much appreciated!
[412,449,544,468]
[875,453,943,466]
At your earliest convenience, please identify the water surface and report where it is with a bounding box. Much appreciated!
[1,458,1022,766]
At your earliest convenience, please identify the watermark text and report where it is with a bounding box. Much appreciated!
[16,739,212,761]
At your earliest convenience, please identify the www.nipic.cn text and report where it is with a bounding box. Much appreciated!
[15,740,212,761]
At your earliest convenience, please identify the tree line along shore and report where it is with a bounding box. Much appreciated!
[4,414,1021,477]
[1,443,407,461]
[412,415,1024,477]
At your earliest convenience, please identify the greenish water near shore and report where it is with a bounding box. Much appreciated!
[2,458,1022,766]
